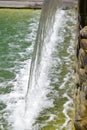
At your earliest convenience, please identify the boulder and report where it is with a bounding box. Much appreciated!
[81,39,87,50]
[80,26,87,38]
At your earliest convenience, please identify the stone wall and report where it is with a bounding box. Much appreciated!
[73,25,87,130]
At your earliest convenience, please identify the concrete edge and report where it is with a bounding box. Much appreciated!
[0,1,43,9]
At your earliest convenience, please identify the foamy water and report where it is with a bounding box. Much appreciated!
[5,9,65,130]
[0,9,76,130]
[9,9,75,130]
[0,12,40,130]
[23,10,65,130]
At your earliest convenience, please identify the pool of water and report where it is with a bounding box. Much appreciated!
[0,9,40,130]
[0,8,76,130]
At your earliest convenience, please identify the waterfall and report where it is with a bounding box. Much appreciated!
[6,0,76,130]
[0,1,76,130]
[24,0,64,129]
[26,0,63,94]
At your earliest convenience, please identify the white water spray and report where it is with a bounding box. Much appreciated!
[21,10,65,130]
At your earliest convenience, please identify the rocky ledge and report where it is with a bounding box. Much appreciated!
[0,0,77,9]
[0,0,44,9]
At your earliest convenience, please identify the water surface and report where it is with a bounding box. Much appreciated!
[0,9,40,130]
[0,8,76,130]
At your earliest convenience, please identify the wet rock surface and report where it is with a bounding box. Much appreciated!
[80,26,87,38]
[74,26,87,130]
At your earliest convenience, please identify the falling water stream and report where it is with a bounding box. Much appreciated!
[0,2,76,130]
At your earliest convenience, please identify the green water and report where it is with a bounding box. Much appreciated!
[0,9,76,130]
[33,10,76,130]
[0,9,40,130]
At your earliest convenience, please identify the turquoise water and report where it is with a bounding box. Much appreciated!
[0,9,76,130]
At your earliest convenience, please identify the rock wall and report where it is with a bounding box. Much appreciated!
[74,25,87,130]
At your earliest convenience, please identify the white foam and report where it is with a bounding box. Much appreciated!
[0,15,39,130]
[0,9,75,130]
[59,72,71,89]
[61,93,73,129]
[21,10,65,130]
